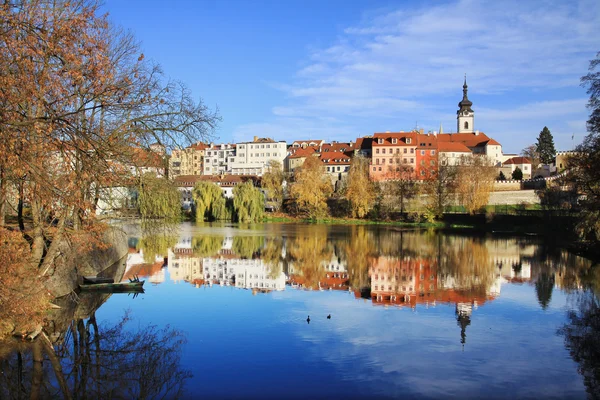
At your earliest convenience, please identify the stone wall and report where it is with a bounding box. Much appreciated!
[488,190,540,205]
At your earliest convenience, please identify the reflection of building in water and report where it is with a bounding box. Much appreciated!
[123,247,166,283]
[288,253,350,291]
[167,241,285,291]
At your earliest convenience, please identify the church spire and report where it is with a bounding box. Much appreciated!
[457,75,474,133]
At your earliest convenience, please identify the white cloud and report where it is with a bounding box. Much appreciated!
[234,0,598,150]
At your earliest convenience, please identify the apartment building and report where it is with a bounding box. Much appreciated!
[204,143,236,175]
[230,136,287,176]
[169,142,209,178]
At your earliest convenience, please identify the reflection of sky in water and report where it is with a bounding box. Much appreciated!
[96,266,584,399]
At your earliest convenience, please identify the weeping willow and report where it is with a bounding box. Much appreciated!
[138,221,179,263]
[192,181,232,221]
[191,235,224,258]
[233,182,265,222]
[232,235,264,259]
[137,173,181,223]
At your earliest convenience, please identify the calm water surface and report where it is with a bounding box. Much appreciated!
[2,222,599,399]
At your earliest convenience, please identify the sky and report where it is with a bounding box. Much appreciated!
[103,0,600,154]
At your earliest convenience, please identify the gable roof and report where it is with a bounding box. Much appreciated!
[372,131,418,146]
[503,156,531,165]
[437,132,493,148]
[437,142,472,153]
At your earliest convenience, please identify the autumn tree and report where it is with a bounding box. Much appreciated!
[233,181,264,222]
[424,156,457,218]
[0,1,218,280]
[536,127,557,165]
[568,51,600,241]
[521,144,541,171]
[345,155,375,218]
[192,181,231,221]
[455,155,496,214]
[385,155,417,215]
[289,156,332,219]
[261,160,285,212]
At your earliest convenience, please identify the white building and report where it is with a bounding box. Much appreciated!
[230,137,287,176]
[204,143,236,175]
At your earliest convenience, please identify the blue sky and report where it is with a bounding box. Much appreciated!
[103,0,599,154]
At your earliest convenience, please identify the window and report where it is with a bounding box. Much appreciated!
[392,138,397,144]
[410,158,414,163]
[431,150,435,155]
[376,149,380,154]
[403,158,407,164]
[376,159,379,165]
[382,159,386,164]
[337,166,340,171]
[421,150,425,155]
[406,138,411,144]
[464,121,469,129]
[378,138,384,144]
[382,148,386,154]
[420,160,425,166]
[373,167,376,171]
[396,148,400,154]
[378,167,382,171]
[404,148,407,154]
[430,160,436,166]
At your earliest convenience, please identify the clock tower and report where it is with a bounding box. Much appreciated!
[457,76,474,133]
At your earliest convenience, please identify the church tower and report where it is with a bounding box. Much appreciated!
[457,76,474,133]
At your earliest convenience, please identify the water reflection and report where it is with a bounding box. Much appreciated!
[0,296,189,399]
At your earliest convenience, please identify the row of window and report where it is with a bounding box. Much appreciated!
[326,166,349,172]
[239,144,282,149]
[375,158,414,165]
[377,138,411,145]
[375,147,415,155]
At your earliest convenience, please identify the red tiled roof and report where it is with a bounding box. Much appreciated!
[503,156,531,165]
[287,147,317,159]
[437,132,492,148]
[372,131,418,146]
[174,174,259,187]
[437,142,472,152]
[189,142,209,150]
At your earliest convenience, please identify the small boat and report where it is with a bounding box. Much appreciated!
[82,276,114,285]
[79,280,145,292]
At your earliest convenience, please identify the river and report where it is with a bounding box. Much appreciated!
[1,222,598,399]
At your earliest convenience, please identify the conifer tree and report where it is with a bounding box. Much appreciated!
[536,127,557,165]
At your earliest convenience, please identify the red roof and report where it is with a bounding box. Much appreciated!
[437,132,493,148]
[503,156,531,165]
[174,174,259,187]
[372,131,418,147]
[438,142,472,152]
[287,147,317,159]
[189,142,209,150]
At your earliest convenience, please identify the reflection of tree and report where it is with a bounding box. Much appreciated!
[191,235,224,258]
[437,236,496,294]
[232,236,264,259]
[0,312,191,399]
[342,226,373,290]
[261,237,284,279]
[535,272,555,310]
[138,221,179,263]
[560,291,600,399]
[287,228,332,289]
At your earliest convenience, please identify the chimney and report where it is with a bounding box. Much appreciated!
[419,128,424,135]
[475,130,479,136]
[254,136,258,142]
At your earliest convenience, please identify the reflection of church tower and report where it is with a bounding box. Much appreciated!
[456,303,472,346]
[457,76,474,133]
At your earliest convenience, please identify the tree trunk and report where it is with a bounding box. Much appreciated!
[30,339,43,400]
[0,165,6,227]
[40,332,73,400]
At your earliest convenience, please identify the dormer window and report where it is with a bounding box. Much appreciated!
[392,138,397,144]
[406,138,412,144]
[378,138,384,144]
